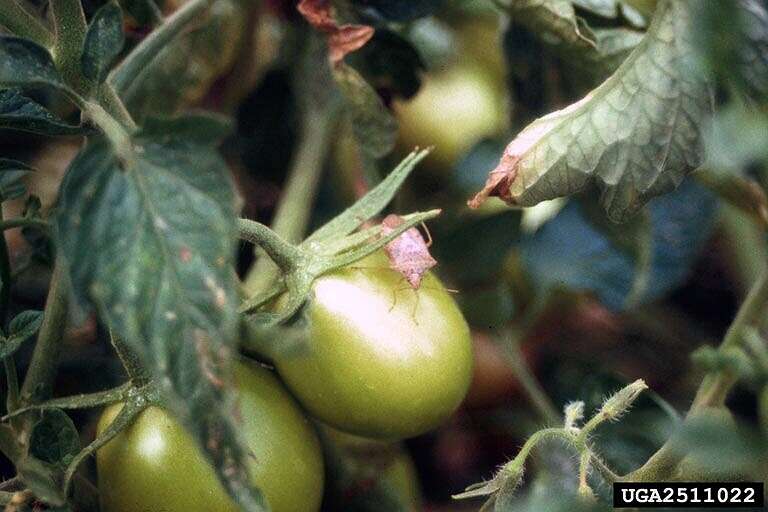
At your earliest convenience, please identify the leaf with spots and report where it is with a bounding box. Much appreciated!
[54,117,267,512]
[471,0,713,222]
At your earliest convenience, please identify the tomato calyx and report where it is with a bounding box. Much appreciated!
[238,149,440,325]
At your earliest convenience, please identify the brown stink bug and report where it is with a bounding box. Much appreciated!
[380,214,437,289]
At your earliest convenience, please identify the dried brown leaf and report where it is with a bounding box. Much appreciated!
[297,0,374,65]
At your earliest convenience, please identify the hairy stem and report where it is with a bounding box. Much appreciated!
[238,219,303,272]
[690,268,768,410]
[98,83,138,132]
[242,108,334,296]
[110,332,150,385]
[503,335,560,425]
[20,263,69,404]
[627,268,768,481]
[0,0,54,48]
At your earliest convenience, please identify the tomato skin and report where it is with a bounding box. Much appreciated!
[275,251,473,439]
[96,361,324,512]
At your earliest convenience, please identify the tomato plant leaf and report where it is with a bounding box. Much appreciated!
[28,409,80,469]
[141,112,234,145]
[351,0,443,21]
[520,180,717,311]
[0,36,66,91]
[55,122,267,510]
[333,63,397,159]
[16,454,66,506]
[0,158,33,202]
[572,0,650,20]
[691,0,768,102]
[122,0,249,120]
[0,310,43,359]
[507,0,599,51]
[473,0,712,222]
[0,89,85,136]
[81,1,125,84]
[307,149,429,243]
[349,29,425,101]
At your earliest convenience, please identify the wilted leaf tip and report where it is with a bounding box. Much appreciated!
[468,95,592,210]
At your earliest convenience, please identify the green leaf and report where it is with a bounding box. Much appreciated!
[82,2,125,84]
[572,0,651,21]
[16,454,66,506]
[0,36,66,90]
[471,0,712,222]
[28,409,80,469]
[0,310,43,358]
[55,125,267,511]
[0,89,85,135]
[351,0,443,21]
[141,112,234,145]
[121,0,249,120]
[0,158,33,201]
[306,149,429,243]
[349,29,425,100]
[9,309,44,340]
[333,63,397,159]
[691,0,768,102]
[507,0,599,52]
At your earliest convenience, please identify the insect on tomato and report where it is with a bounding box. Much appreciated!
[381,214,438,289]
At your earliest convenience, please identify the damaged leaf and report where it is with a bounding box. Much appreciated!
[55,117,267,511]
[381,214,437,289]
[472,0,712,222]
[298,0,374,65]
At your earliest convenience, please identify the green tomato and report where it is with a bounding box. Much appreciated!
[322,425,423,510]
[395,65,505,170]
[96,361,324,512]
[274,251,473,439]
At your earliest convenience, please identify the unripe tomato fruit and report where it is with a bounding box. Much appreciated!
[394,65,505,170]
[321,426,423,510]
[274,251,473,439]
[96,361,324,512]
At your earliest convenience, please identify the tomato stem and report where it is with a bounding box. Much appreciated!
[238,219,304,273]
[19,263,69,405]
[627,267,768,482]
[242,107,334,296]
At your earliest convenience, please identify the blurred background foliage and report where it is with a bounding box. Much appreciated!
[1,0,767,510]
